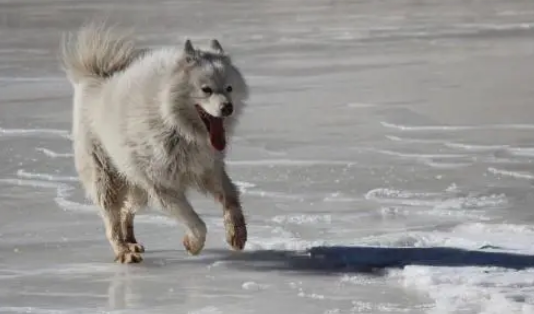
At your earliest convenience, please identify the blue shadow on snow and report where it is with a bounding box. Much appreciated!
[169,246,534,275]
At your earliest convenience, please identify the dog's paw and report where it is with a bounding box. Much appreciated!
[114,251,143,264]
[183,233,205,255]
[224,212,247,251]
[127,242,145,253]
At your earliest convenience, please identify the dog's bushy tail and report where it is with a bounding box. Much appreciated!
[60,22,138,84]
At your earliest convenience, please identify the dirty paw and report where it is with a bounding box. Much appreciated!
[114,251,143,264]
[224,213,247,251]
[127,242,145,253]
[183,233,205,255]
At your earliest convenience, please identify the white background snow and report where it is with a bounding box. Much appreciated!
[1,0,534,313]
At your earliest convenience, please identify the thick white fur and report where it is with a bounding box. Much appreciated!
[61,22,249,263]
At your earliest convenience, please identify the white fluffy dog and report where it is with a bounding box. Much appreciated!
[60,23,249,263]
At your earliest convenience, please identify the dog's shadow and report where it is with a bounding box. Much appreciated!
[105,245,534,309]
[144,245,534,275]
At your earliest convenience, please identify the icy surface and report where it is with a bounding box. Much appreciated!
[1,0,534,313]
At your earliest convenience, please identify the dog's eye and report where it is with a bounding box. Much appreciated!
[201,86,213,95]
[225,85,233,93]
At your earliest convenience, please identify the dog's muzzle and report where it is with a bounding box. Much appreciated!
[221,102,233,117]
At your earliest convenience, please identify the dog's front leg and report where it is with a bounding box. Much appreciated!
[151,186,207,255]
[207,169,247,251]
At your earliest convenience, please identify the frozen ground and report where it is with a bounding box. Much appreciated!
[1,0,534,313]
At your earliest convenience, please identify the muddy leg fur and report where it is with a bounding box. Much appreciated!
[120,186,148,253]
[91,148,142,264]
[206,169,247,251]
[150,186,207,255]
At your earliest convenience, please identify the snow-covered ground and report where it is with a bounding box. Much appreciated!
[1,0,534,313]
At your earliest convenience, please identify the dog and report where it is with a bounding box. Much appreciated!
[60,22,249,263]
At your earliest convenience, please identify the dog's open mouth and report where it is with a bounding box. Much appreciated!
[195,105,226,151]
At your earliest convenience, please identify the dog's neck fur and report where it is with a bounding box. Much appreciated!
[156,60,203,144]
[161,94,205,146]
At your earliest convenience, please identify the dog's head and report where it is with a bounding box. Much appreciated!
[170,39,248,152]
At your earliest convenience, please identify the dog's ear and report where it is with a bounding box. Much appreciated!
[183,39,196,63]
[210,39,224,54]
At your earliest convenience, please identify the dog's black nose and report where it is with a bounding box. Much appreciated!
[221,102,233,117]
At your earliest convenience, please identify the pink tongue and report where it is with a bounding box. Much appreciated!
[209,117,226,151]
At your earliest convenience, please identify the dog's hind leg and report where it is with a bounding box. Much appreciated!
[91,147,142,264]
[150,186,207,255]
[121,185,148,253]
[204,168,247,251]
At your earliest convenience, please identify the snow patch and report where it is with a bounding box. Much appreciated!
[35,147,73,158]
[188,307,223,314]
[366,188,507,213]
[272,214,332,225]
[246,236,326,251]
[16,169,78,182]
[487,167,534,180]
[371,149,467,159]
[422,160,472,169]
[381,121,534,131]
[444,142,509,151]
[242,281,269,291]
[506,147,534,157]
[394,266,534,314]
[0,127,70,139]
[386,135,445,144]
